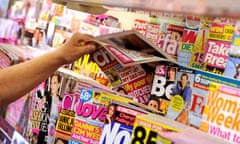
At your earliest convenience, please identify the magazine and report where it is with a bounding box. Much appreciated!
[156,23,184,60]
[224,20,240,80]
[131,113,183,144]
[132,19,148,36]
[202,22,235,75]
[200,82,240,144]
[99,101,148,144]
[189,17,211,69]
[92,30,177,67]
[132,113,228,144]
[166,67,195,125]
[177,16,200,66]
[87,30,177,104]
[25,81,50,144]
[0,117,14,144]
[150,64,178,115]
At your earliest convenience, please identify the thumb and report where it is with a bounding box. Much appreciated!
[79,44,97,55]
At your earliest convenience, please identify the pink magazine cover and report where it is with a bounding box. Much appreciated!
[156,23,184,60]
[0,117,14,144]
[5,94,30,135]
[202,39,231,75]
[26,81,48,143]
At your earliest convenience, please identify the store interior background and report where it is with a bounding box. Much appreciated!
[0,0,240,144]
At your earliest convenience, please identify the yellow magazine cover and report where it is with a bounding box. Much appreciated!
[131,113,182,144]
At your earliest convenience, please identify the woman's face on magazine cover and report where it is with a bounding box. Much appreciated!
[108,105,115,116]
[51,75,60,96]
[168,68,176,81]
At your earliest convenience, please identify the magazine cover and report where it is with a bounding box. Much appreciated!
[0,117,14,144]
[200,83,240,144]
[61,86,108,143]
[202,39,232,75]
[224,20,240,80]
[150,64,178,115]
[71,117,102,144]
[91,44,156,104]
[5,94,30,136]
[145,23,160,44]
[166,67,195,125]
[93,30,177,67]
[189,18,210,69]
[156,23,184,59]
[54,77,80,143]
[177,16,200,66]
[55,109,75,142]
[202,22,234,75]
[132,19,148,36]
[11,131,29,144]
[188,69,211,128]
[100,121,132,144]
[71,53,110,87]
[131,113,182,144]
[100,101,147,144]
[25,81,50,144]
[46,72,66,144]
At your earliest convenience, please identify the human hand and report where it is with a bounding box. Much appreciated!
[55,33,96,64]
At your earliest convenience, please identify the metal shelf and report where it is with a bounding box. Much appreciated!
[60,0,240,18]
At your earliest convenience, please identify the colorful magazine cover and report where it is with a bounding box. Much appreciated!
[224,20,240,80]
[26,81,50,144]
[100,101,147,144]
[202,22,234,75]
[46,72,66,144]
[173,65,240,129]
[54,77,79,143]
[200,83,240,144]
[188,69,211,128]
[92,45,156,104]
[131,113,182,144]
[177,16,200,66]
[71,118,102,144]
[202,39,232,75]
[166,67,195,126]
[0,117,14,144]
[150,64,178,115]
[71,53,110,87]
[5,94,30,136]
[132,113,225,144]
[11,131,29,144]
[156,23,184,59]
[189,17,211,69]
[100,121,132,144]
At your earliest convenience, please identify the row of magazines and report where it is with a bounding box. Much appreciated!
[0,30,239,143]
